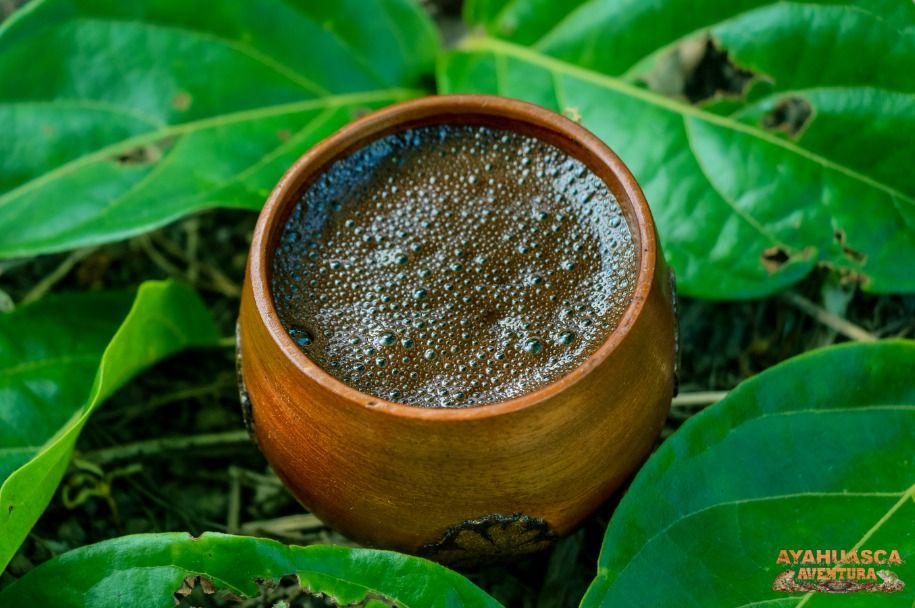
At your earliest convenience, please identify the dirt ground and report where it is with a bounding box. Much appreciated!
[3,212,911,608]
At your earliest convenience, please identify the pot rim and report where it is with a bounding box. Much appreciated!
[248,94,657,421]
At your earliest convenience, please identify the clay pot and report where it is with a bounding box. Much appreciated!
[237,95,677,567]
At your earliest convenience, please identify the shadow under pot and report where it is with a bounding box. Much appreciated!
[237,94,677,568]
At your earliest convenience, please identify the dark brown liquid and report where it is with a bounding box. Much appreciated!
[272,125,636,408]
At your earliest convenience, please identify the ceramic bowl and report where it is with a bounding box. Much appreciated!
[237,94,677,567]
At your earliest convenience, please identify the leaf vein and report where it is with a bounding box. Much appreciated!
[461,37,915,209]
[0,89,422,211]
[681,114,785,248]
[0,354,100,379]
[74,15,330,96]
[599,490,912,590]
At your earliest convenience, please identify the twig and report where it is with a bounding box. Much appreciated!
[240,514,326,538]
[0,288,13,313]
[151,231,241,297]
[875,317,915,339]
[781,292,877,342]
[142,233,241,298]
[227,466,242,534]
[124,475,226,533]
[184,216,201,284]
[139,234,185,278]
[84,430,252,466]
[218,335,237,348]
[204,267,243,298]
[95,375,234,423]
[231,467,283,488]
[0,256,31,276]
[671,391,729,408]
[21,247,96,304]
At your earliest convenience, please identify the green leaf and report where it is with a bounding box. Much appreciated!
[0,0,438,258]
[583,340,915,607]
[0,532,503,607]
[0,280,219,570]
[442,0,915,298]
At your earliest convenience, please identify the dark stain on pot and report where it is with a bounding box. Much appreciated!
[418,513,557,568]
[271,125,637,408]
[235,323,257,444]
[668,267,680,397]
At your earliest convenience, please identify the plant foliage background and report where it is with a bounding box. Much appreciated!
[0,0,912,606]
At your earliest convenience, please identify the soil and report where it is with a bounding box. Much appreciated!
[3,218,913,608]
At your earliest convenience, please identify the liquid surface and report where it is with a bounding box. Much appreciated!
[272,125,637,408]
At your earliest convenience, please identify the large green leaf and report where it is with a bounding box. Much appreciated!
[0,0,438,258]
[583,340,915,607]
[441,0,915,298]
[0,280,219,570]
[0,532,502,607]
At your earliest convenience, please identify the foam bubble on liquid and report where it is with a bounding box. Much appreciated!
[271,125,637,408]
